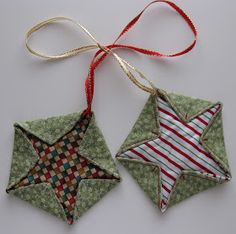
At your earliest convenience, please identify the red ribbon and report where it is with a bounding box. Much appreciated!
[85,0,197,114]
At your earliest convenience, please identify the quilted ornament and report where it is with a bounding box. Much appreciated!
[7,112,120,224]
[6,0,231,224]
[116,89,231,211]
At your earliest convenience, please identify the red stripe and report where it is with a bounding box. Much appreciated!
[132,146,176,181]
[162,200,167,205]
[159,107,201,136]
[160,122,211,159]
[207,104,221,115]
[207,109,215,115]
[216,104,221,111]
[158,107,179,121]
[196,116,208,126]
[159,136,216,175]
[162,184,171,193]
[130,149,149,161]
[145,142,184,170]
[160,168,176,181]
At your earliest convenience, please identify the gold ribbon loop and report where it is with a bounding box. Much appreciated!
[25,16,157,94]
[26,1,198,102]
[25,17,101,59]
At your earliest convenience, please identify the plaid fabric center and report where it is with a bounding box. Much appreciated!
[16,114,113,224]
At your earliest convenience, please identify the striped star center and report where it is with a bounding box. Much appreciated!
[121,97,230,211]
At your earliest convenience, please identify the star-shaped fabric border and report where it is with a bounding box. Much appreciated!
[7,112,120,224]
[116,90,231,211]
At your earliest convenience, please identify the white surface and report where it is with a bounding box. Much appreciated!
[0,0,235,233]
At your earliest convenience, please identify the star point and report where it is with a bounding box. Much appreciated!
[8,113,115,224]
[120,96,230,211]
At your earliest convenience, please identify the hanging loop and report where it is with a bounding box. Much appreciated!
[25,1,197,113]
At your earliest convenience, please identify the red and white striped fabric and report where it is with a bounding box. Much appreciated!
[121,97,229,211]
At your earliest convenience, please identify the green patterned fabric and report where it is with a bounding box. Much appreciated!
[118,158,160,205]
[7,112,120,223]
[169,172,223,207]
[75,179,119,218]
[202,111,230,172]
[165,91,214,120]
[9,183,67,221]
[7,128,39,188]
[117,90,231,211]
[16,112,82,144]
[79,115,120,178]
[119,95,159,152]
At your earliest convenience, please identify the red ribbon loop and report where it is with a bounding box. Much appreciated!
[85,0,197,114]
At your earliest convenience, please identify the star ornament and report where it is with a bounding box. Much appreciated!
[116,90,231,212]
[7,112,120,224]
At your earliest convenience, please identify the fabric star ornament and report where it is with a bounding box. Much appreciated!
[116,89,231,211]
[7,112,120,224]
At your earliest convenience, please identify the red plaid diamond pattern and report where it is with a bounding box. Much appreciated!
[15,114,114,224]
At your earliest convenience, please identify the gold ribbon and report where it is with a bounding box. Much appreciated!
[25,17,157,95]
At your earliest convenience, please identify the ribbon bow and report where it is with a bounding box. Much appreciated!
[25,0,197,114]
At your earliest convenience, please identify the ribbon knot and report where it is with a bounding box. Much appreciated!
[25,0,197,114]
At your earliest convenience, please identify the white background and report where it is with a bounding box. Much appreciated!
[0,0,235,233]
